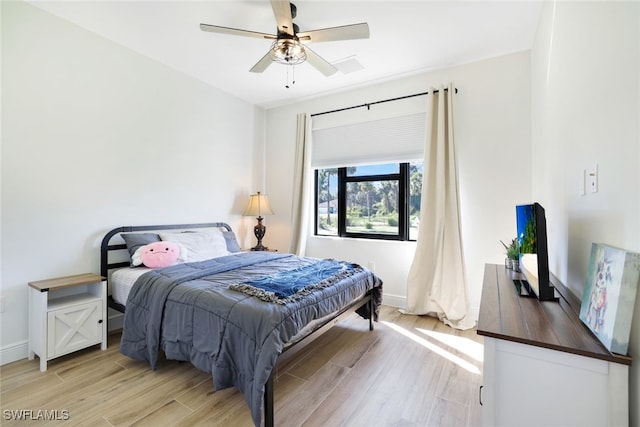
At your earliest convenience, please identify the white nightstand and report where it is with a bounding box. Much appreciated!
[28,273,107,372]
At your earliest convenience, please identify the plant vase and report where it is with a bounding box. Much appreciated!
[505,258,513,270]
[501,238,519,271]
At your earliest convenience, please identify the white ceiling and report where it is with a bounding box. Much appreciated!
[29,1,543,108]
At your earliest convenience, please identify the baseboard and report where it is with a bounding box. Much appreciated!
[381,293,406,309]
[0,340,28,366]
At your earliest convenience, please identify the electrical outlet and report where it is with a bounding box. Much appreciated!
[589,164,598,193]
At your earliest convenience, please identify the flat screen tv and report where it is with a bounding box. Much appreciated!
[516,202,558,301]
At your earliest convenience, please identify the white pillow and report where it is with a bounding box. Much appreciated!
[158,230,230,262]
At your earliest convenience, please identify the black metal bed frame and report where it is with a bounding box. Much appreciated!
[101,222,233,312]
[100,222,374,427]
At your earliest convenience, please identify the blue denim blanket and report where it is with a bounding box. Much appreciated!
[229,259,360,303]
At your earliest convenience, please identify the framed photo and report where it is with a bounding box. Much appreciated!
[579,243,640,355]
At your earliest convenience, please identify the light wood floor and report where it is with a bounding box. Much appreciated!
[0,306,483,426]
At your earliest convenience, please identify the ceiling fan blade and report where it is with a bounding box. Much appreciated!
[304,46,338,77]
[200,23,276,40]
[297,23,370,43]
[270,0,294,36]
[249,51,274,73]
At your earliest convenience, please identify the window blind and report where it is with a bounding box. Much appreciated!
[311,113,426,168]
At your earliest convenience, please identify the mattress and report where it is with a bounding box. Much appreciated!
[111,267,152,306]
[110,253,248,306]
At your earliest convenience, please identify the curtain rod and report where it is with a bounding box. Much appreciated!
[310,87,458,118]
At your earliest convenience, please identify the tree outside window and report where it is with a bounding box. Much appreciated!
[317,168,338,236]
[315,162,422,241]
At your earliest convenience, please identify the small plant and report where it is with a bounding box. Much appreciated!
[501,238,519,260]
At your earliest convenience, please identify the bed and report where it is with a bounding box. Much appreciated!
[100,222,382,427]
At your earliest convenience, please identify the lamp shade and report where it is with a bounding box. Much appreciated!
[243,192,275,217]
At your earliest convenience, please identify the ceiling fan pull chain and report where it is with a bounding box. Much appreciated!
[285,64,296,89]
[285,65,290,88]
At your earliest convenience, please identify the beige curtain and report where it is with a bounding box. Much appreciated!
[288,113,312,255]
[404,83,474,330]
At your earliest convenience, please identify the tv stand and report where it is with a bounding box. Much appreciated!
[478,264,630,426]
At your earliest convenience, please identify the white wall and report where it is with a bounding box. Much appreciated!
[531,1,640,424]
[265,51,533,317]
[0,1,263,363]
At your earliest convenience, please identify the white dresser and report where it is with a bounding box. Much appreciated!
[477,264,630,427]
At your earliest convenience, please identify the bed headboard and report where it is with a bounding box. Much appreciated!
[100,222,233,278]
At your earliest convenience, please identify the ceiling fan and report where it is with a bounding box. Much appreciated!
[200,0,369,77]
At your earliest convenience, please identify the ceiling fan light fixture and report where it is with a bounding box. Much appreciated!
[200,1,368,77]
[270,39,306,65]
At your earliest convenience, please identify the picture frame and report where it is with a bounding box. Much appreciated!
[579,243,640,355]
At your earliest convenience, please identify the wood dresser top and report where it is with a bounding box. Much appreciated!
[477,263,631,366]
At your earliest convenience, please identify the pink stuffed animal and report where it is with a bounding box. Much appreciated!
[132,241,185,268]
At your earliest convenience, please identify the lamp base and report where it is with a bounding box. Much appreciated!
[252,216,269,251]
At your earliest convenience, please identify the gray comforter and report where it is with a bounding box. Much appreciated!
[120,251,382,426]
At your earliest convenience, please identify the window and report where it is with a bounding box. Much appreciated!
[315,161,422,240]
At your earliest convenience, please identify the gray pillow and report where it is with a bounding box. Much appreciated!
[223,231,242,253]
[122,233,161,264]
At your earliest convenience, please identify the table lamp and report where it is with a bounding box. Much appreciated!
[243,191,275,251]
